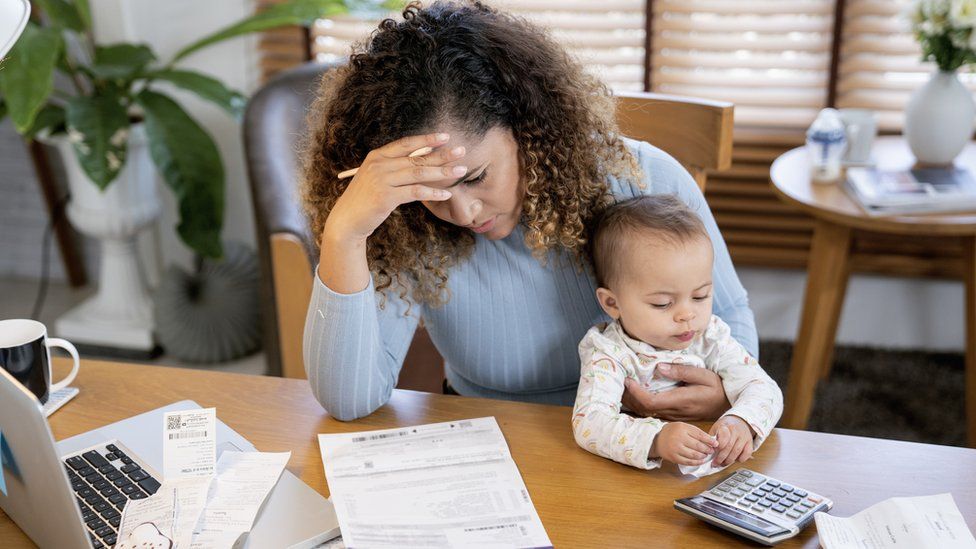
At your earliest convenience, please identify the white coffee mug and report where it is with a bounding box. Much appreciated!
[838,108,878,165]
[0,319,80,404]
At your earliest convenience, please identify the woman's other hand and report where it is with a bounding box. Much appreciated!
[622,363,731,421]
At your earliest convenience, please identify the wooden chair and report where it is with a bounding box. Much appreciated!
[243,63,733,383]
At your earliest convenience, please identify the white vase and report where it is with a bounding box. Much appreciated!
[904,70,976,165]
[42,124,160,351]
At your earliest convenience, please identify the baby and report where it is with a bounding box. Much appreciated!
[572,195,783,473]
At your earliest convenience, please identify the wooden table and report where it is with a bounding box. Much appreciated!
[4,359,976,548]
[770,137,976,446]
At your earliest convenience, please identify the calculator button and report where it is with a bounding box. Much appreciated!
[781,485,794,492]
[732,489,746,497]
[767,495,781,502]
[754,489,769,497]
[758,500,773,507]
[723,494,737,502]
[794,489,808,497]
[739,470,753,477]
[711,489,725,497]
[807,496,823,504]
[787,495,801,503]
[745,477,763,487]
[752,504,766,512]
[727,480,740,487]
[745,495,759,503]
[773,489,787,498]
[714,484,729,492]
[787,510,802,519]
[772,505,788,513]
[766,480,781,487]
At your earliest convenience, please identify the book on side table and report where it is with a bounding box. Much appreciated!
[844,166,976,216]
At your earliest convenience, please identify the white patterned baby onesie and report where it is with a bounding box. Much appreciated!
[572,316,783,470]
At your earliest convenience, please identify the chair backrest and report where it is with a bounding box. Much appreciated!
[244,62,734,380]
[614,90,734,190]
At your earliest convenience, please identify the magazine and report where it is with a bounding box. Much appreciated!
[844,166,976,216]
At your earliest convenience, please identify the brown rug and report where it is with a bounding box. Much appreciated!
[760,341,966,448]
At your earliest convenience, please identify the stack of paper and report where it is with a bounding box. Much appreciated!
[114,408,290,549]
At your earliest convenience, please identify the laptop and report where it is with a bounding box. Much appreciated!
[0,366,340,548]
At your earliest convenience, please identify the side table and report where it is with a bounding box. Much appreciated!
[769,136,976,446]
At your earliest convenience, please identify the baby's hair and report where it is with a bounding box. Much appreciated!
[590,195,709,288]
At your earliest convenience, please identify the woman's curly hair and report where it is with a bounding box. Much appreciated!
[302,1,640,307]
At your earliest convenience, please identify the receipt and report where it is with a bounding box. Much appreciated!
[189,451,291,548]
[815,493,976,549]
[116,476,212,549]
[164,408,216,479]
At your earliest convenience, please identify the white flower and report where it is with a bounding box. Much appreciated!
[951,0,976,28]
[106,152,121,171]
[66,127,91,156]
[109,128,129,148]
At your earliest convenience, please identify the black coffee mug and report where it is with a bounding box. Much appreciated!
[0,319,79,404]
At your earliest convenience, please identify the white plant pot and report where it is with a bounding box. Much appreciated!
[42,124,159,351]
[904,70,976,165]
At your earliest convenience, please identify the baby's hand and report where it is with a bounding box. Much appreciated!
[709,415,756,466]
[650,422,718,466]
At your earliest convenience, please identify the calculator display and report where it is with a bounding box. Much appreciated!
[677,496,791,537]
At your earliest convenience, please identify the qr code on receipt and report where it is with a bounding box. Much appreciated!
[167,414,182,430]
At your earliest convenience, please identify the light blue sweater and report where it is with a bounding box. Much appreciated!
[304,138,758,420]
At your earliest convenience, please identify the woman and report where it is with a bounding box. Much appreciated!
[301,1,757,421]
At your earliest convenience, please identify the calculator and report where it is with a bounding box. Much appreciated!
[674,468,833,546]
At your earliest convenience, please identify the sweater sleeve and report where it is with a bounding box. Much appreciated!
[624,140,760,359]
[701,316,784,448]
[572,330,666,470]
[303,268,422,421]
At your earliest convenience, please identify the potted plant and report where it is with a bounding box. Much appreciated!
[906,0,976,164]
[0,0,347,351]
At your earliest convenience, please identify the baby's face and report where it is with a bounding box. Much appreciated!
[598,234,714,350]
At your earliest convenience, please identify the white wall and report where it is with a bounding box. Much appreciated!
[89,0,260,272]
[741,267,965,351]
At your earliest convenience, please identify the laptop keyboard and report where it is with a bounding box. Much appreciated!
[63,443,162,549]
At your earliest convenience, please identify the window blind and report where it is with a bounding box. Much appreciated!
[650,0,834,268]
[651,0,834,129]
[307,0,646,90]
[836,0,976,132]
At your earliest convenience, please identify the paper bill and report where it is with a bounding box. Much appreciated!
[318,417,552,548]
[815,493,976,549]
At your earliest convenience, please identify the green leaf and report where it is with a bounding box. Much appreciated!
[90,44,157,80]
[136,90,224,258]
[147,69,246,119]
[74,0,91,29]
[25,104,66,139]
[33,0,86,31]
[173,0,347,63]
[0,23,63,134]
[65,93,129,188]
